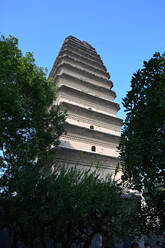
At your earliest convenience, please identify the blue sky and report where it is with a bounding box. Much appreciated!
[1,0,165,119]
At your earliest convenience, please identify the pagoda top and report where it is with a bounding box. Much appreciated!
[49,35,108,79]
[65,35,95,51]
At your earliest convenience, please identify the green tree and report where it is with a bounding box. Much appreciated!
[119,52,165,233]
[0,165,142,248]
[0,35,66,247]
[0,35,66,172]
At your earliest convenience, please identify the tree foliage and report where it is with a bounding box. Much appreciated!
[0,165,142,248]
[0,34,66,246]
[0,35,66,170]
[119,52,165,233]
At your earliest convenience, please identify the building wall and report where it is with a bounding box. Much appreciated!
[60,102,122,132]
[57,66,111,89]
[55,76,115,102]
[50,35,122,172]
[61,49,106,70]
[66,118,120,136]
[55,92,118,117]
[55,147,119,169]
[61,56,109,79]
[60,137,119,157]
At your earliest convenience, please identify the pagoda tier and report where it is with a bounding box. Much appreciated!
[55,85,119,117]
[60,123,120,158]
[52,62,113,89]
[56,147,118,170]
[49,35,122,172]
[60,102,122,136]
[54,73,116,102]
[54,54,110,79]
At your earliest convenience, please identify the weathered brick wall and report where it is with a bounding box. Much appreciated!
[56,76,115,102]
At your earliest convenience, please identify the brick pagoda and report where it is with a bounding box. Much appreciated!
[49,36,122,174]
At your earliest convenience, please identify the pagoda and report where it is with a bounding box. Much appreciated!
[49,36,122,174]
